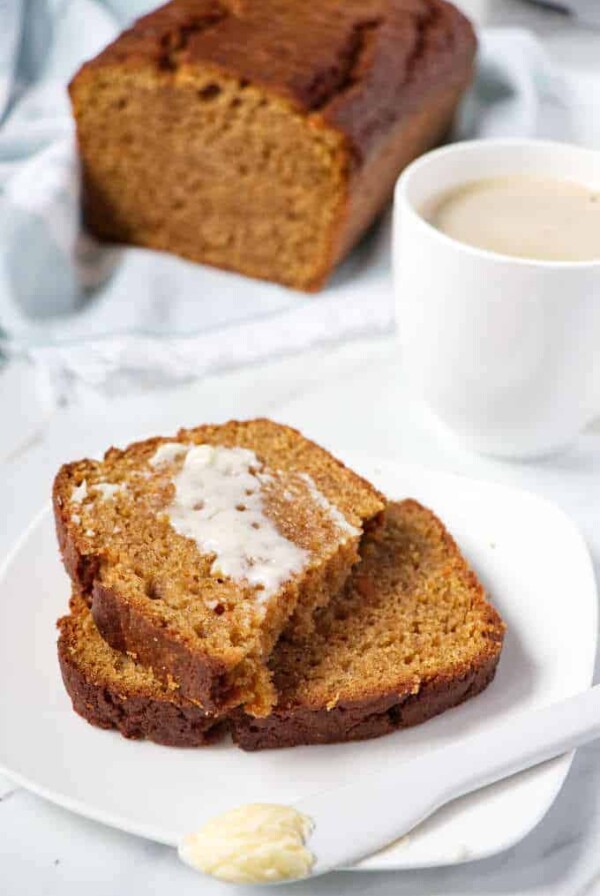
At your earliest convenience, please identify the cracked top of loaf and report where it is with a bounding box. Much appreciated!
[75,0,475,161]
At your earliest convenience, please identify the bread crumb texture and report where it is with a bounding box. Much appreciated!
[233,499,505,748]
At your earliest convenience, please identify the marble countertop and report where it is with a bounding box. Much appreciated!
[2,2,600,894]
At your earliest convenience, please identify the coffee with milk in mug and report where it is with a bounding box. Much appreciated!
[423,176,600,262]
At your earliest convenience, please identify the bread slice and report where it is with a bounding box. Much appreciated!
[57,500,504,751]
[53,419,385,716]
[69,0,475,290]
[232,500,505,749]
[58,592,221,746]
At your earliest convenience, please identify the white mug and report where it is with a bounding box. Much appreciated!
[393,139,600,458]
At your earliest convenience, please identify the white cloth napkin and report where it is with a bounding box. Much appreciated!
[0,1,573,397]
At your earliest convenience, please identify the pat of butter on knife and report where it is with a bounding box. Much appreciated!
[178,803,314,884]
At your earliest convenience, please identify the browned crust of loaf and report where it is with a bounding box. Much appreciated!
[232,649,500,750]
[89,580,231,708]
[321,79,468,289]
[52,418,385,712]
[57,618,222,748]
[72,0,474,160]
[69,0,476,291]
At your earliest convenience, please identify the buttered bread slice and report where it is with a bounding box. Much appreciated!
[53,419,385,715]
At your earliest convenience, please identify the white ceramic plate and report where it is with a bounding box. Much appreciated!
[0,455,596,870]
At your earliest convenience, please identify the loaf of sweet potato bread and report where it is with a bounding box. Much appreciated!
[53,419,385,716]
[69,0,476,290]
[233,500,505,749]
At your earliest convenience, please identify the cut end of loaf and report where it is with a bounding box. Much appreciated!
[70,65,347,290]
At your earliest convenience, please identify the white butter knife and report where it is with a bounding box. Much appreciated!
[293,683,600,881]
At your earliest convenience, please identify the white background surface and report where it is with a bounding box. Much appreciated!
[2,1,600,894]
